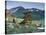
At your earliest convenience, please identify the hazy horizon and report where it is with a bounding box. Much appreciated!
[6,1,45,10]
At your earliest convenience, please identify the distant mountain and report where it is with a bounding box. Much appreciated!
[9,6,25,18]
[25,8,44,20]
[10,6,25,13]
[7,6,44,20]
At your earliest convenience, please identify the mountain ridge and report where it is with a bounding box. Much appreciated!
[6,6,44,20]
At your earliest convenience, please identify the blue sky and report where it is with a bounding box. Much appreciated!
[6,1,45,10]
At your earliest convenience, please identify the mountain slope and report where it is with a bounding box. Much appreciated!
[8,6,44,20]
